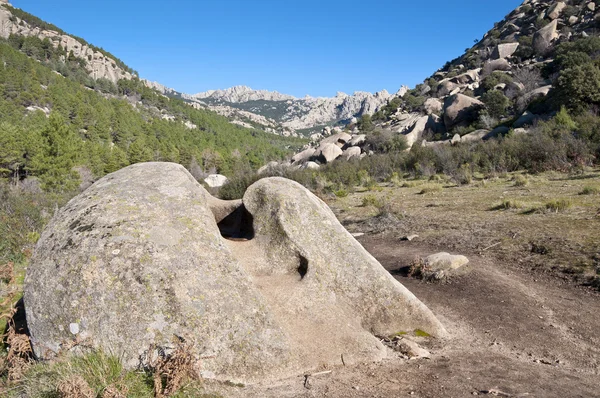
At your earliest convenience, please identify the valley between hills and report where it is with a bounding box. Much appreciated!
[1,0,600,397]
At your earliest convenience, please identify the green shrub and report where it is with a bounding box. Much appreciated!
[334,188,349,198]
[480,71,513,92]
[481,90,510,119]
[362,194,382,207]
[579,186,600,195]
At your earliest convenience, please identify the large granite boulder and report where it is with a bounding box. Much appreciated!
[316,142,343,163]
[443,94,485,130]
[25,163,446,384]
[533,19,558,54]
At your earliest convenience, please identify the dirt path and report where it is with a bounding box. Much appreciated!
[209,234,600,398]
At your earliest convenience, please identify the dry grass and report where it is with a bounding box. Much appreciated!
[331,169,600,286]
[513,174,529,187]
[419,184,443,195]
[57,375,95,398]
[146,338,199,398]
[545,199,572,213]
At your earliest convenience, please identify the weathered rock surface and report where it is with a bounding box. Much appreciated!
[291,148,316,165]
[0,5,132,83]
[25,163,446,383]
[426,252,470,271]
[443,94,485,129]
[204,174,229,188]
[316,143,343,163]
[493,43,520,59]
[533,19,558,53]
[342,146,362,160]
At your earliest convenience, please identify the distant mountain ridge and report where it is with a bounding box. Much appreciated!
[177,85,410,135]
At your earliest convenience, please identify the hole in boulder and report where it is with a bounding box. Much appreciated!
[297,255,309,280]
[216,204,255,241]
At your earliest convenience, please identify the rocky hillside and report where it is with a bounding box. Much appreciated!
[281,0,600,168]
[171,85,409,137]
[0,0,134,83]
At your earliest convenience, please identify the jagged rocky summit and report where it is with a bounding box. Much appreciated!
[24,162,446,384]
[184,85,410,133]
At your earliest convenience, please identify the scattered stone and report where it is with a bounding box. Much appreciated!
[403,234,419,241]
[451,133,462,145]
[204,174,228,188]
[546,2,566,20]
[303,161,320,170]
[348,134,366,146]
[426,252,470,271]
[321,132,352,146]
[342,146,362,160]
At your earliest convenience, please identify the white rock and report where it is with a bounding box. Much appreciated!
[204,174,229,188]
[425,252,469,271]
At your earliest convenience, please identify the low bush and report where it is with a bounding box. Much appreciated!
[579,185,600,195]
[492,199,524,210]
[545,199,572,213]
[513,174,529,187]
[419,184,443,195]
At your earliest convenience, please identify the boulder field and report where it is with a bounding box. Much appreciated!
[24,162,445,383]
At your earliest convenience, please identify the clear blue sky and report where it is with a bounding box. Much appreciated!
[11,0,523,97]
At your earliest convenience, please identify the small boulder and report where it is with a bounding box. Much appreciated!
[484,58,511,72]
[546,2,566,20]
[316,143,343,163]
[258,161,280,175]
[321,132,352,146]
[451,133,462,145]
[426,252,470,271]
[395,338,431,359]
[492,43,520,59]
[291,148,316,164]
[204,174,228,188]
[348,134,366,146]
[342,146,362,160]
[303,161,320,170]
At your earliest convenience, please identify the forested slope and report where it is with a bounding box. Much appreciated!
[0,39,304,191]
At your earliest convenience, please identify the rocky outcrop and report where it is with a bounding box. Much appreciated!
[25,163,445,383]
[0,5,133,83]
